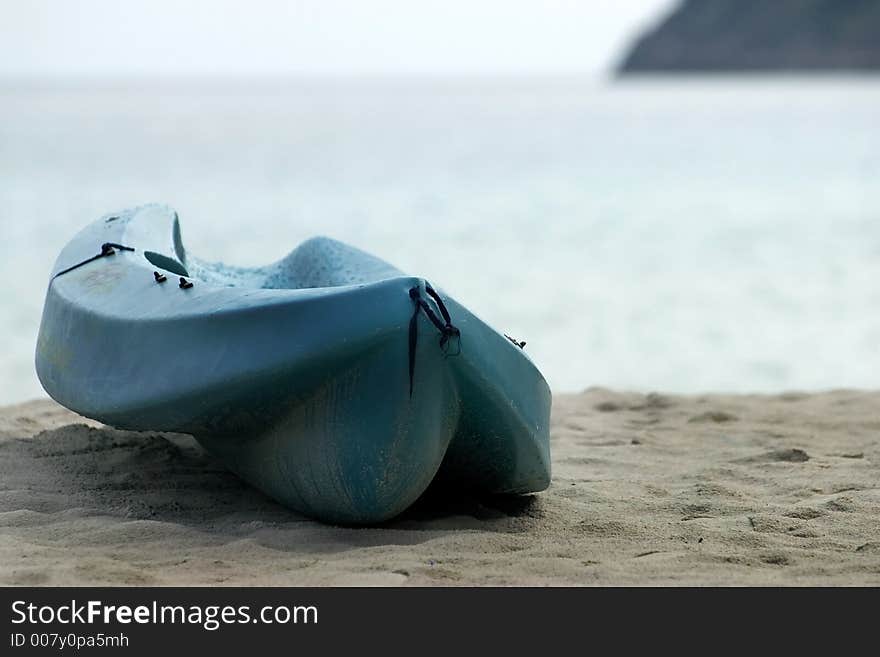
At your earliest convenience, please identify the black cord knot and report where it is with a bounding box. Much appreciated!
[408,283,461,398]
[439,324,461,353]
[53,241,135,279]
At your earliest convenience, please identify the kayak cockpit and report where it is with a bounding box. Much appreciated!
[120,204,401,292]
[177,237,403,291]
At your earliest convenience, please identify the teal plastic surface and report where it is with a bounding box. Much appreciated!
[36,205,551,524]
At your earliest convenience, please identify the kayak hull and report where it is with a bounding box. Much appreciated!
[36,205,551,524]
[195,337,460,523]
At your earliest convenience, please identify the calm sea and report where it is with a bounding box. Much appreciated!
[1,76,879,404]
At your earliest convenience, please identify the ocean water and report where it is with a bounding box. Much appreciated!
[1,76,879,405]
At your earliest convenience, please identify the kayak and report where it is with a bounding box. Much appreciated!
[36,204,551,524]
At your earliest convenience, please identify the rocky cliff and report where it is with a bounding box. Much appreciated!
[618,0,880,73]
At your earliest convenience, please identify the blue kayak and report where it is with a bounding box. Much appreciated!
[36,205,551,524]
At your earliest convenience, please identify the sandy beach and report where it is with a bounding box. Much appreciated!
[1,389,878,586]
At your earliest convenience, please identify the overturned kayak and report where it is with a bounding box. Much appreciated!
[36,205,551,524]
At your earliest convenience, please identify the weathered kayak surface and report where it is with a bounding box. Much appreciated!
[36,205,551,524]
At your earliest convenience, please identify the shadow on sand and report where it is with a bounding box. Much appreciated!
[2,423,544,551]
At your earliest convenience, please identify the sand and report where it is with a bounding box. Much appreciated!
[1,389,878,586]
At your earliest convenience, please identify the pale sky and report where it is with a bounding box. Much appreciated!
[0,0,674,77]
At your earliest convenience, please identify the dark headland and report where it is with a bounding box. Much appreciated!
[618,0,880,74]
